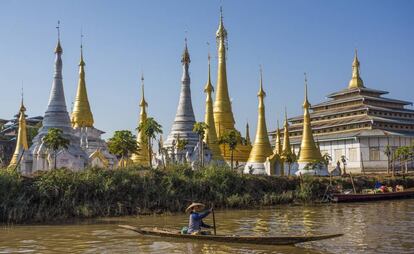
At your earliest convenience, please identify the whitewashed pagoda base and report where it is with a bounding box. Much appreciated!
[295,162,329,176]
[243,162,266,175]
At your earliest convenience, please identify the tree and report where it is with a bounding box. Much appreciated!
[107,130,138,167]
[284,152,296,176]
[193,122,208,167]
[218,129,240,170]
[175,135,188,163]
[395,146,411,174]
[138,117,162,168]
[322,153,332,169]
[27,122,42,147]
[383,145,392,175]
[42,128,70,169]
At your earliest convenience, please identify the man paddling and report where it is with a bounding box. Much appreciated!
[185,203,213,235]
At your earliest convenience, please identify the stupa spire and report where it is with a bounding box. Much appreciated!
[298,73,322,162]
[213,6,235,136]
[71,34,94,128]
[247,68,273,163]
[245,122,251,145]
[8,93,29,168]
[203,54,224,161]
[131,74,150,165]
[164,38,198,151]
[348,49,364,89]
[274,120,282,155]
[282,108,292,156]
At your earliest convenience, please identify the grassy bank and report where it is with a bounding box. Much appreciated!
[1,166,413,223]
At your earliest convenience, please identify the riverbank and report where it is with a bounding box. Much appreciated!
[1,166,413,223]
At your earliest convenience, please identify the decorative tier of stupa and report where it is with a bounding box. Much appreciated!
[21,30,87,173]
[8,98,28,168]
[163,40,199,160]
[272,50,414,172]
[244,70,273,174]
[131,75,150,166]
[71,42,117,168]
[213,8,251,163]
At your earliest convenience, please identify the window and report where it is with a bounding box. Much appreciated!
[349,148,358,161]
[369,147,380,161]
[334,149,344,162]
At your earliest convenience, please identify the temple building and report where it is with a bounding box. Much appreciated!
[203,54,224,162]
[71,42,117,168]
[213,8,251,163]
[163,40,199,159]
[131,75,150,166]
[21,28,87,173]
[8,98,28,168]
[275,51,414,172]
[244,70,273,174]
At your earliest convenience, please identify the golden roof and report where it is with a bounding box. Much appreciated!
[348,49,364,89]
[247,70,273,163]
[71,45,94,128]
[8,99,29,168]
[298,75,322,162]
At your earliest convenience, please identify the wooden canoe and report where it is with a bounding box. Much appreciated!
[332,188,414,203]
[118,225,343,245]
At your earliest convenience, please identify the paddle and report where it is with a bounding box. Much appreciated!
[212,205,217,235]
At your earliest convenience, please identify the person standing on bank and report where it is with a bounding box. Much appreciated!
[186,203,213,235]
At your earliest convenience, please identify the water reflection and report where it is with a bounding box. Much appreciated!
[1,199,414,253]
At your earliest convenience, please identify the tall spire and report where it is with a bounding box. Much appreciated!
[247,68,273,163]
[213,6,235,136]
[8,95,29,168]
[245,122,251,145]
[131,74,150,165]
[164,38,198,151]
[274,120,282,155]
[348,49,364,89]
[203,53,224,161]
[298,73,322,162]
[282,107,292,156]
[71,33,94,128]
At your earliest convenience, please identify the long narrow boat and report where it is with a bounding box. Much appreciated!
[119,225,343,245]
[332,188,414,203]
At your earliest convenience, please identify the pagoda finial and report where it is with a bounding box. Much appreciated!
[258,65,266,98]
[348,48,364,89]
[181,37,191,64]
[274,119,282,155]
[303,72,310,108]
[140,73,148,107]
[55,20,62,53]
[245,121,251,145]
[204,49,214,93]
[79,30,85,66]
[282,107,292,157]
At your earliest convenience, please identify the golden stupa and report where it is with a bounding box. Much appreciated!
[203,54,224,161]
[298,74,322,163]
[246,69,273,164]
[213,8,251,162]
[131,75,150,166]
[348,49,364,89]
[8,98,29,168]
[71,44,94,128]
[273,120,282,155]
[281,109,292,157]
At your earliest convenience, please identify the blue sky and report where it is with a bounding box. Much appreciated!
[0,0,413,139]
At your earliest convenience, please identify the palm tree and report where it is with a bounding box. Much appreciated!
[193,122,209,167]
[322,153,332,170]
[340,155,347,176]
[138,117,162,168]
[218,129,240,170]
[42,128,70,169]
[175,135,189,163]
[383,145,392,175]
[107,130,138,167]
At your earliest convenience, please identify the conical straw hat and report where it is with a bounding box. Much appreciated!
[185,203,205,213]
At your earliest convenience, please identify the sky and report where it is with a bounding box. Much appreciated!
[0,0,413,140]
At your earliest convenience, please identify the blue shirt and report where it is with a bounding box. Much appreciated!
[187,210,211,233]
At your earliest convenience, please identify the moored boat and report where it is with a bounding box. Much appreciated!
[332,188,414,203]
[118,225,343,245]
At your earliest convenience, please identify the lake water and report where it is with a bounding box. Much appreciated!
[1,199,414,254]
